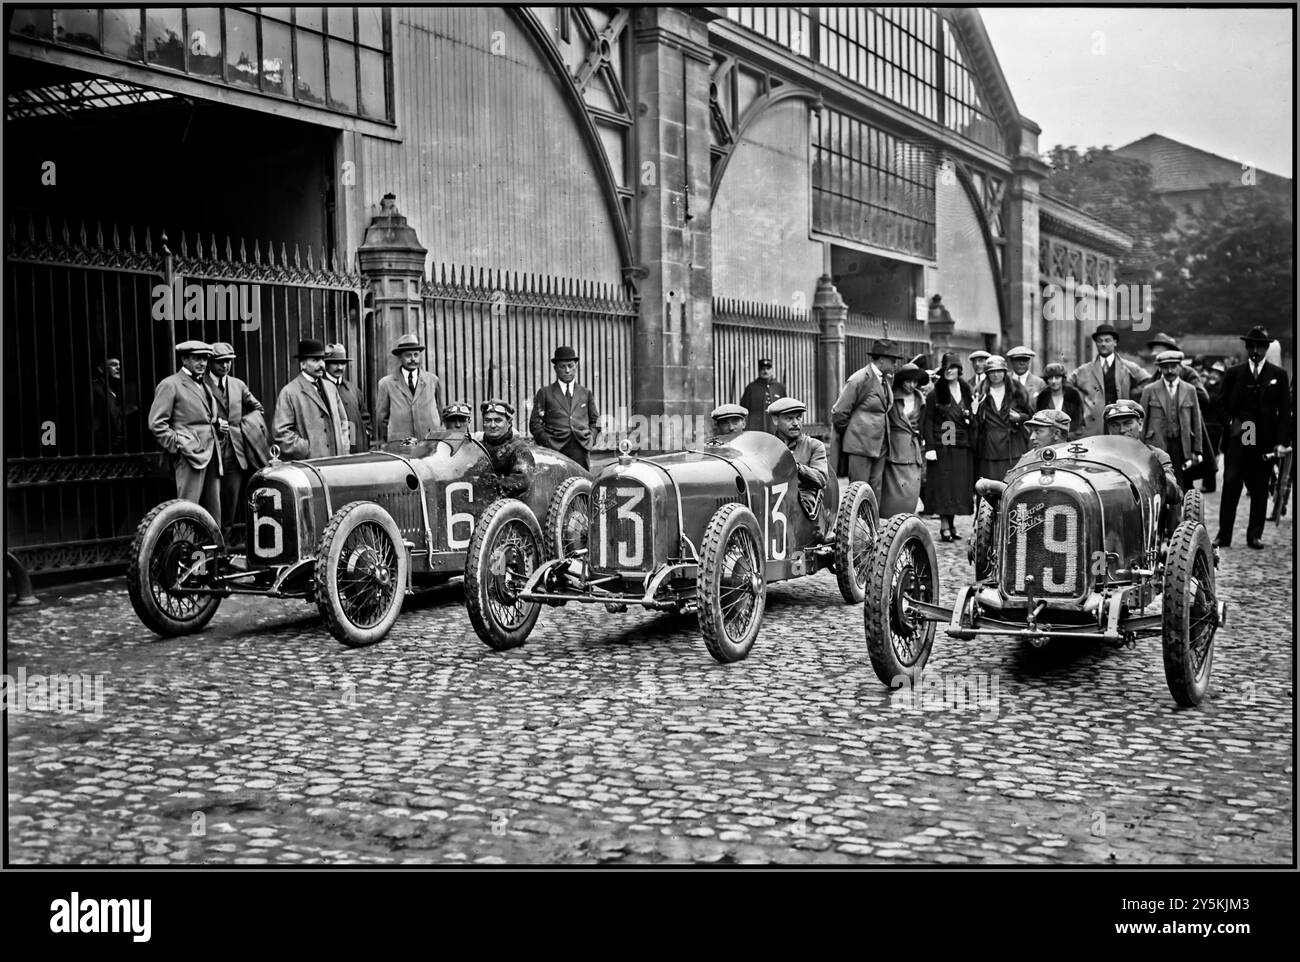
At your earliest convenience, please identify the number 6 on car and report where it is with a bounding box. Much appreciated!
[463,431,879,663]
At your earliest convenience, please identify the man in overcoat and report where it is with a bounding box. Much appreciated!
[376,332,441,441]
[273,338,348,460]
[1068,323,1150,436]
[149,340,223,525]
[1139,349,1204,491]
[324,343,371,453]
[832,338,903,501]
[206,341,264,542]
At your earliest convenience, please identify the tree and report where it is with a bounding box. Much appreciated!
[1041,145,1175,284]
[1155,183,1294,353]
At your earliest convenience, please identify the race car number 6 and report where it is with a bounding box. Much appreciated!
[445,482,475,549]
[252,489,283,558]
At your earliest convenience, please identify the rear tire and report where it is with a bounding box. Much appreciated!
[464,499,545,651]
[1161,520,1218,707]
[697,503,766,663]
[864,514,939,687]
[127,499,224,637]
[544,477,592,561]
[833,481,878,604]
[314,501,408,648]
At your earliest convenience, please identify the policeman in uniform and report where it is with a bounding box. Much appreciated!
[480,398,534,498]
[707,403,748,442]
[442,401,472,433]
[740,358,785,434]
[768,396,829,527]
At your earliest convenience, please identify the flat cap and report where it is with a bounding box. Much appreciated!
[1026,409,1072,431]
[480,398,515,418]
[1104,399,1145,422]
[1005,345,1036,360]
[175,340,213,356]
[209,341,236,361]
[968,350,991,362]
[442,401,472,420]
[767,396,807,417]
[711,403,748,421]
[1155,349,1185,366]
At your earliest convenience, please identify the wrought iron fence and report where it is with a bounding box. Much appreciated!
[712,297,819,415]
[845,310,931,373]
[4,212,364,574]
[419,266,637,446]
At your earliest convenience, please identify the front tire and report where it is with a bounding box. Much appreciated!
[833,481,879,604]
[864,514,939,687]
[464,499,545,651]
[697,503,766,663]
[127,499,224,637]
[1182,488,1204,527]
[1161,520,1219,707]
[314,501,409,647]
[970,496,997,581]
[544,476,592,560]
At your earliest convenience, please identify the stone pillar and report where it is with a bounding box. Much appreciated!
[356,194,427,406]
[630,8,714,450]
[812,274,847,429]
[1006,121,1049,355]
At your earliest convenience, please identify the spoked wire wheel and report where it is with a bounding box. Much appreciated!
[127,499,224,636]
[864,514,939,686]
[465,499,545,650]
[698,503,766,663]
[834,480,879,603]
[315,501,409,647]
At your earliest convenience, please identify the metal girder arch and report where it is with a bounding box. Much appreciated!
[509,7,635,274]
[709,81,822,198]
[949,156,1009,334]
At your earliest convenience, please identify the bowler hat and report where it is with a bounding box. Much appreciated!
[296,338,326,358]
[391,333,425,356]
[552,345,579,363]
[175,340,213,357]
[209,341,236,361]
[1240,325,1271,344]
[868,338,904,360]
[324,343,351,363]
[1091,324,1119,341]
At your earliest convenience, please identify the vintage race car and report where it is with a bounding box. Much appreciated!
[126,433,591,647]
[861,435,1226,706]
[460,430,879,663]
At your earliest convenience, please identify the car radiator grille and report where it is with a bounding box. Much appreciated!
[1001,489,1087,599]
[589,480,652,574]
[247,480,300,566]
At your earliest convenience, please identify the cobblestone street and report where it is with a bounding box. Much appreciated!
[6,487,1293,865]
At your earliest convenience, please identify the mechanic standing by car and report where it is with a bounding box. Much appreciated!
[972,355,1032,483]
[482,398,535,497]
[530,345,600,469]
[1140,349,1203,492]
[1215,325,1291,550]
[767,396,828,530]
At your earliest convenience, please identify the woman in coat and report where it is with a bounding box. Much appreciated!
[922,353,976,540]
[880,363,928,517]
[1034,362,1085,440]
[973,355,1032,482]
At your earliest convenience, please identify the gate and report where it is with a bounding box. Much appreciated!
[712,297,819,419]
[4,213,365,574]
[419,266,637,446]
[845,311,931,373]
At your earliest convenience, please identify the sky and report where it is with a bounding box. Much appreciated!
[980,7,1294,176]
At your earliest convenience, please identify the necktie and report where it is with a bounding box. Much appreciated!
[315,379,333,423]
[408,371,417,396]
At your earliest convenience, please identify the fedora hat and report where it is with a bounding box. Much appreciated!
[552,345,579,363]
[324,343,351,363]
[1240,325,1271,344]
[391,332,425,356]
[1146,331,1180,350]
[868,338,904,360]
[296,338,326,358]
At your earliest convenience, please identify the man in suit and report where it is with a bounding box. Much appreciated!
[1140,350,1204,491]
[1068,323,1150,437]
[323,343,371,453]
[832,337,902,501]
[1215,326,1292,549]
[272,338,349,460]
[966,350,990,395]
[1144,332,1209,402]
[148,340,223,525]
[529,345,600,469]
[739,358,785,434]
[376,332,441,442]
[206,342,264,543]
[1005,346,1047,406]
